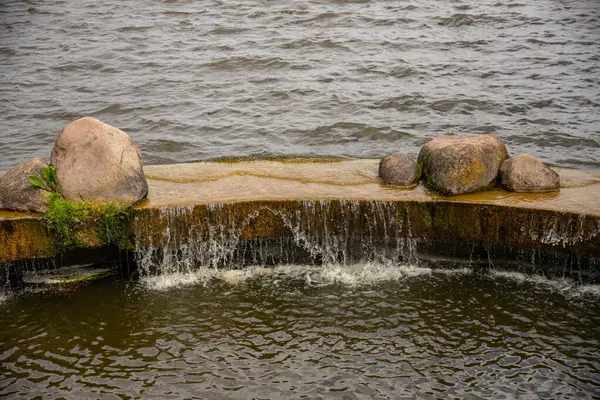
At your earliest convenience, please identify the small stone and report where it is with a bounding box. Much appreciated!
[50,117,148,205]
[378,154,421,186]
[0,158,51,213]
[417,134,508,195]
[499,154,560,192]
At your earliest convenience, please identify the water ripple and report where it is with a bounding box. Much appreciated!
[0,0,599,174]
[4,267,599,398]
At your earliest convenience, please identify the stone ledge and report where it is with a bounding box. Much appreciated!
[1,159,599,264]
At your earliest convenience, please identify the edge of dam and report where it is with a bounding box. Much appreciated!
[1,158,599,281]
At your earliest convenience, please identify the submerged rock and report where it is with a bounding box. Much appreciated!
[417,134,508,195]
[51,117,148,205]
[499,154,560,192]
[22,265,113,285]
[378,153,421,186]
[0,158,51,213]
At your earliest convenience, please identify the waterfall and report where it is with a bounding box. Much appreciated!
[132,200,421,278]
[131,199,600,283]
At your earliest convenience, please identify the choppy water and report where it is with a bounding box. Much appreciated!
[1,265,599,399]
[1,0,600,173]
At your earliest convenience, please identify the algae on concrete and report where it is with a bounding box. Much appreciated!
[42,193,132,253]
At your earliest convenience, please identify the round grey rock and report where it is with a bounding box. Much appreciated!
[499,154,560,192]
[378,154,421,186]
[0,158,51,213]
[417,134,508,195]
[50,117,148,205]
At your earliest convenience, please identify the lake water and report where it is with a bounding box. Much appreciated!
[2,1,600,398]
[0,0,599,173]
[1,265,600,399]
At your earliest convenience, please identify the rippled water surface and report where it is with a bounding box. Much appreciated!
[1,0,599,172]
[1,265,600,398]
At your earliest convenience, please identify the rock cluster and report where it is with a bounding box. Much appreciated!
[380,134,560,195]
[0,121,566,213]
[0,117,148,213]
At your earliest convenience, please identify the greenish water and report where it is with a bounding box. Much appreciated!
[1,264,599,399]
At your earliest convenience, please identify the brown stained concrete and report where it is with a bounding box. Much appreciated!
[1,159,599,264]
[140,160,600,216]
[0,215,54,263]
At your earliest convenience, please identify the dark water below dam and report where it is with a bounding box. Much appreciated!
[1,266,600,399]
[1,0,599,172]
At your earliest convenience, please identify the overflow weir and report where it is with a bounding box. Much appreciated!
[1,159,600,283]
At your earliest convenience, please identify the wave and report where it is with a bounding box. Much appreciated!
[437,13,506,27]
[200,56,290,71]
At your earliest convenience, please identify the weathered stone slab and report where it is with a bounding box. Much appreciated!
[0,215,54,263]
[140,160,600,216]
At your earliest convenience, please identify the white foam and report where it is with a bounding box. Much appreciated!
[137,263,600,300]
[491,269,573,287]
[574,284,600,296]
[317,263,431,286]
[140,270,215,290]
[139,263,448,290]
[489,269,600,298]
[139,265,291,290]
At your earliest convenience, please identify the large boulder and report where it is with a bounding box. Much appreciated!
[50,117,148,205]
[499,154,560,192]
[378,153,421,187]
[0,158,51,213]
[417,134,508,195]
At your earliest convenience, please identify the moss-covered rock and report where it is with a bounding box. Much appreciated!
[42,193,132,253]
[418,134,508,195]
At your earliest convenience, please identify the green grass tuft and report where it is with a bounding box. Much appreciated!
[28,165,58,192]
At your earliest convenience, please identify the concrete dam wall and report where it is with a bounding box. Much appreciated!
[1,159,599,283]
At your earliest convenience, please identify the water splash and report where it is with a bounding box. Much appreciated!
[132,200,421,282]
[132,200,599,288]
[139,262,469,291]
[528,213,600,247]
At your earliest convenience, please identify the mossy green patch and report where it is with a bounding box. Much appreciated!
[415,161,424,181]
[42,193,132,253]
